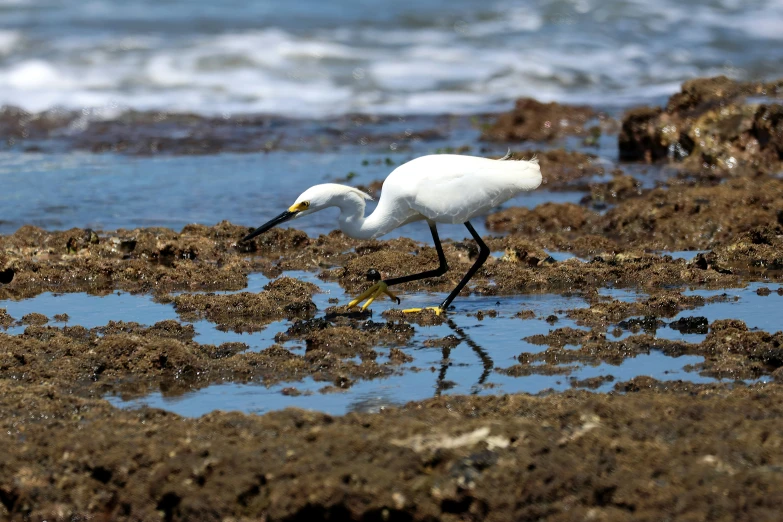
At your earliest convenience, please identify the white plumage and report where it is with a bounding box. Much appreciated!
[287,154,541,240]
[242,153,542,313]
[383,153,542,226]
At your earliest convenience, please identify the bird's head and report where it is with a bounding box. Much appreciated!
[241,184,372,242]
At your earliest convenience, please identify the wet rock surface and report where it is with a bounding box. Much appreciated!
[487,177,783,252]
[172,277,319,332]
[0,108,489,156]
[580,174,642,209]
[481,98,603,142]
[4,77,783,519]
[0,309,14,328]
[509,148,607,189]
[512,317,783,381]
[2,221,782,518]
[567,291,713,328]
[0,221,261,299]
[6,216,755,303]
[0,316,411,400]
[618,76,783,174]
[4,381,783,520]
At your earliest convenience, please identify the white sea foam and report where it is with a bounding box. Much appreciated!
[0,0,780,116]
[3,60,66,89]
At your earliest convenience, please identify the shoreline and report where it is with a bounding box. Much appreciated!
[2,75,783,520]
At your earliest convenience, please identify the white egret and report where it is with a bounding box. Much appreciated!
[241,152,542,314]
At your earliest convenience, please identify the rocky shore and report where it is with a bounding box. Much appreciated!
[2,76,783,520]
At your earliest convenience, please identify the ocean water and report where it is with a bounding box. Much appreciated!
[0,149,585,239]
[1,0,782,117]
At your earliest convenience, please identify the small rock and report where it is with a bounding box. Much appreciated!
[618,316,663,333]
[669,316,709,334]
[388,348,413,364]
[423,335,461,349]
[21,313,49,326]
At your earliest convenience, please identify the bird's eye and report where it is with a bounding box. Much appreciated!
[302,201,310,208]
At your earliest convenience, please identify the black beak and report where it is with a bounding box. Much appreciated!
[241,210,298,242]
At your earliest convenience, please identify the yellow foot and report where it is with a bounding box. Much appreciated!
[347,281,400,312]
[402,306,445,316]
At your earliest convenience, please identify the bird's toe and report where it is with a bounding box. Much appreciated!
[347,281,398,311]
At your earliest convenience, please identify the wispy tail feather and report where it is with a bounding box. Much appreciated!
[498,149,538,165]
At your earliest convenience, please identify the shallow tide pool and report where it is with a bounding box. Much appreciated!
[0,270,741,416]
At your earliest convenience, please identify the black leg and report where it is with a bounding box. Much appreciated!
[434,319,494,397]
[438,221,489,311]
[435,346,452,397]
[446,318,493,389]
[384,223,449,287]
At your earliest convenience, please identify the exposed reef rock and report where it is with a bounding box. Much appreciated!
[618,76,783,175]
[481,98,599,142]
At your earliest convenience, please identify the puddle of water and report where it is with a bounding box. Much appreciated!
[604,282,783,343]
[573,352,712,390]
[668,283,783,339]
[110,351,711,418]
[194,320,295,352]
[129,274,712,415]
[598,287,641,303]
[492,352,712,395]
[545,251,586,263]
[292,269,592,360]
[491,250,583,263]
[0,291,180,335]
[1,270,721,417]
[0,273,293,350]
[109,373,443,417]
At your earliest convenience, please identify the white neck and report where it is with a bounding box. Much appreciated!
[334,190,397,240]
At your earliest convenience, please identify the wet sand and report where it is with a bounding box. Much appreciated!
[2,76,783,520]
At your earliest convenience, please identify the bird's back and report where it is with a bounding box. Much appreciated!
[381,154,542,224]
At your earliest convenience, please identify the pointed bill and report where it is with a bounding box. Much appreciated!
[241,210,298,242]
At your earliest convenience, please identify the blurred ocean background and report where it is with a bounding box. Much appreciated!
[1,0,781,234]
[1,0,782,117]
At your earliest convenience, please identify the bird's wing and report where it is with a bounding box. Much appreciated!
[394,155,541,224]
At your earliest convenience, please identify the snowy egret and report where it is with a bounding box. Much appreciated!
[241,152,542,314]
